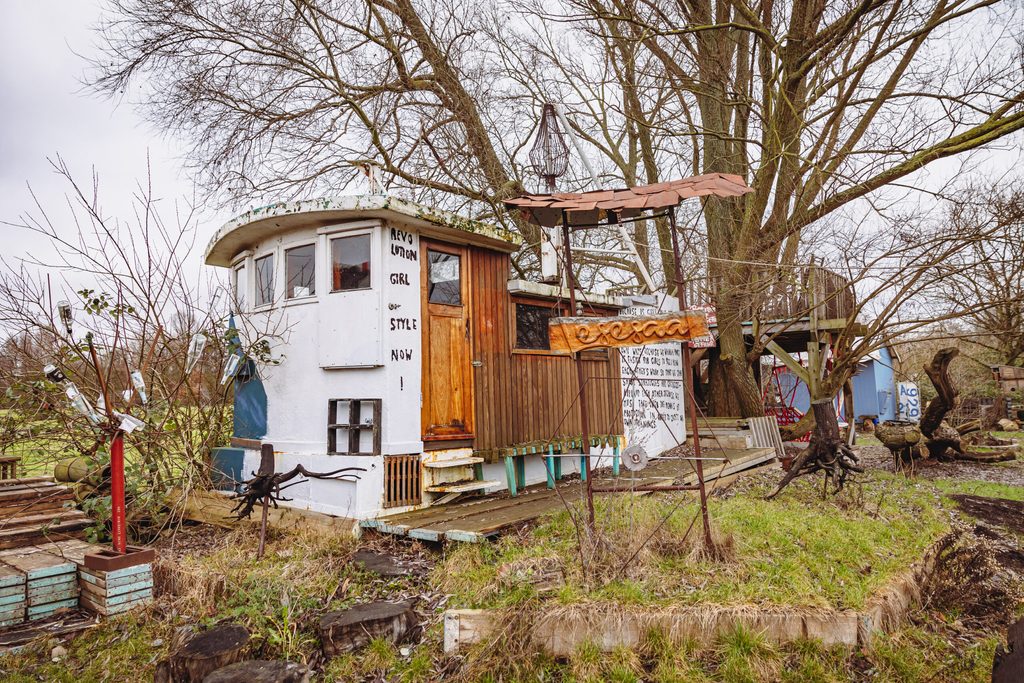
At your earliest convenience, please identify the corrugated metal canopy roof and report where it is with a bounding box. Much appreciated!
[504,173,753,227]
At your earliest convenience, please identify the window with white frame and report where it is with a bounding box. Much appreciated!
[285,244,316,299]
[232,262,247,310]
[330,234,371,291]
[254,254,275,307]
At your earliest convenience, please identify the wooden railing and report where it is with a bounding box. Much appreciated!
[682,265,855,324]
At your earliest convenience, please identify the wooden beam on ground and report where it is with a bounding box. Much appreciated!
[167,488,359,537]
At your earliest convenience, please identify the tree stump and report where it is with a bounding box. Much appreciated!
[319,600,418,658]
[169,624,250,682]
[203,660,308,683]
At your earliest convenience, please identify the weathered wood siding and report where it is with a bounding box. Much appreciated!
[510,351,622,446]
[469,247,515,451]
[468,246,623,456]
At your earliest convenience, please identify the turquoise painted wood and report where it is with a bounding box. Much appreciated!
[26,573,76,591]
[503,455,517,497]
[0,566,24,589]
[80,567,153,590]
[84,576,153,598]
[0,616,24,627]
[85,563,152,581]
[612,442,621,476]
[0,592,26,607]
[444,530,487,543]
[408,528,442,542]
[0,604,25,620]
[579,456,587,481]
[27,598,78,619]
[86,595,152,616]
[515,454,526,490]
[98,587,153,607]
[28,585,79,607]
[21,562,75,581]
[0,583,25,599]
[545,445,555,489]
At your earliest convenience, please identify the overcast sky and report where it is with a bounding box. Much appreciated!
[1,1,1020,294]
[0,1,218,287]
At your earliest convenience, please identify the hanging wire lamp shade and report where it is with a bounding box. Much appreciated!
[528,103,570,192]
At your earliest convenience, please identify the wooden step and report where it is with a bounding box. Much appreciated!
[423,457,484,469]
[0,520,91,551]
[0,510,89,530]
[425,480,502,494]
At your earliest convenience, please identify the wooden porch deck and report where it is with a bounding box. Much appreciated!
[360,447,776,543]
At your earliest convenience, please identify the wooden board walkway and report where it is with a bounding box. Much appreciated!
[362,448,776,543]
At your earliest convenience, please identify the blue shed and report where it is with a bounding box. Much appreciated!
[851,347,898,423]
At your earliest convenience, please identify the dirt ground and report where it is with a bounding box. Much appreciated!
[857,443,1024,487]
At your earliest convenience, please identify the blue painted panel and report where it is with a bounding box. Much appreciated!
[233,361,267,440]
[210,448,245,492]
[775,370,811,413]
[851,363,878,419]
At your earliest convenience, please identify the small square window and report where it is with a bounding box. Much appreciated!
[331,234,372,291]
[427,250,461,305]
[515,303,558,350]
[285,244,316,298]
[254,254,274,307]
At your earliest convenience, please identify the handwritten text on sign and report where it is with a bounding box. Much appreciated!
[548,310,710,354]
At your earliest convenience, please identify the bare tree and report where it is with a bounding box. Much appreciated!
[91,0,1024,420]
[938,181,1024,366]
[0,158,282,542]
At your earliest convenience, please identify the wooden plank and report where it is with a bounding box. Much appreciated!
[80,577,152,602]
[0,551,75,580]
[0,592,26,607]
[79,566,151,591]
[27,585,78,607]
[0,521,89,550]
[548,311,710,353]
[27,598,77,620]
[0,563,25,589]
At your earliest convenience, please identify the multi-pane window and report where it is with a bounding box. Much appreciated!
[427,250,461,305]
[515,303,558,350]
[232,263,246,310]
[331,234,371,291]
[285,244,316,298]
[254,254,274,307]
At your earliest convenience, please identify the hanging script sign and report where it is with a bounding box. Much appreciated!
[548,311,710,353]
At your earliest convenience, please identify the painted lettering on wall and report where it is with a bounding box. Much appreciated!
[391,349,413,361]
[619,304,685,450]
[390,228,418,262]
[390,318,417,331]
[390,272,410,286]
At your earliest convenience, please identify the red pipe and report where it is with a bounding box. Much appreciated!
[110,431,127,553]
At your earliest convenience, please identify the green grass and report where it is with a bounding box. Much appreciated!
[438,471,951,611]
[932,478,1024,501]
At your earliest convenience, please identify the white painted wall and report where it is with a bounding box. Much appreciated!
[232,218,425,518]
[619,294,688,458]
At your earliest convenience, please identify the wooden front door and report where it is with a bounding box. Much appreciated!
[421,241,474,441]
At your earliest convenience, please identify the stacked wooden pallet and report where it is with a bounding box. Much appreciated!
[0,563,26,627]
[0,478,90,550]
[0,549,79,621]
[78,562,154,616]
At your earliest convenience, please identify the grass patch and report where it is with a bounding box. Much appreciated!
[932,478,1024,501]
[437,471,950,611]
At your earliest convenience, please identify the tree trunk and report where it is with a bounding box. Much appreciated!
[320,600,419,658]
[706,296,765,417]
[169,624,249,683]
[767,399,862,498]
[203,661,309,683]
[920,348,962,458]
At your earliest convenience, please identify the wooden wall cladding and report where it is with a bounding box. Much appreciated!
[466,246,624,460]
[468,248,515,452]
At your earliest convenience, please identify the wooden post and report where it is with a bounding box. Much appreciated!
[669,210,713,551]
[546,444,556,489]
[562,211,596,528]
[256,443,274,559]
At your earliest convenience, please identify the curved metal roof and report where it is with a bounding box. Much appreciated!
[204,195,522,266]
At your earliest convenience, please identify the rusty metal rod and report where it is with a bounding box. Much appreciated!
[669,210,714,551]
[562,210,596,529]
